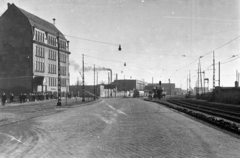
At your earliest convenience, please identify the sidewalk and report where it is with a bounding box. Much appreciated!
[0,97,99,126]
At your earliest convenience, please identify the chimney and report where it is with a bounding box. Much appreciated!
[53,18,56,25]
[235,81,238,88]
[7,3,11,8]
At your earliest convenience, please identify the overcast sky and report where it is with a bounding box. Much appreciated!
[1,0,240,89]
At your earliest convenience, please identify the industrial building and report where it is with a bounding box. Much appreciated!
[0,3,70,95]
[111,79,147,91]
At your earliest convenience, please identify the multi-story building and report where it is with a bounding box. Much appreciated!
[0,3,70,95]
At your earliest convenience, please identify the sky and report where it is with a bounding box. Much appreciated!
[1,0,240,90]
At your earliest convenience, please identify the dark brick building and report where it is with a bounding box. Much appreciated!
[0,3,70,95]
[111,79,147,91]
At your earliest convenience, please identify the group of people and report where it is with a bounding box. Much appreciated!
[1,92,56,106]
[1,93,14,106]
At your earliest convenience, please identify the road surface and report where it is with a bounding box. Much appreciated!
[0,98,239,157]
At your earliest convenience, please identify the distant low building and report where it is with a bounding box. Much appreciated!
[111,79,147,91]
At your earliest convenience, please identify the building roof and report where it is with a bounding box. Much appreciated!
[11,3,67,40]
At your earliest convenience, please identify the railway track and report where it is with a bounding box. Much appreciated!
[167,99,240,123]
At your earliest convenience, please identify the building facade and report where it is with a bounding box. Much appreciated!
[0,3,70,95]
[111,79,147,91]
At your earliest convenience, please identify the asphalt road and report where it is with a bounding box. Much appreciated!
[0,98,240,158]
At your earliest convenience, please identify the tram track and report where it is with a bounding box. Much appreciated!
[167,99,240,123]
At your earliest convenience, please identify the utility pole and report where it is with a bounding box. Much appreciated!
[82,54,85,102]
[97,71,98,85]
[197,62,199,95]
[213,51,215,89]
[57,32,61,106]
[187,75,188,92]
[203,71,205,96]
[124,75,126,98]
[108,72,109,98]
[94,64,95,100]
[219,62,220,87]
[189,70,191,91]
[199,59,203,94]
[169,78,171,96]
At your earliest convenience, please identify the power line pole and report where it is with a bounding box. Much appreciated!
[82,54,85,102]
[189,70,191,91]
[197,62,199,95]
[57,32,61,106]
[213,51,215,90]
[219,62,220,87]
[94,64,95,100]
[199,59,203,94]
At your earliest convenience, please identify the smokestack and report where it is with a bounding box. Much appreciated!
[116,74,118,80]
[107,69,112,83]
[53,18,56,25]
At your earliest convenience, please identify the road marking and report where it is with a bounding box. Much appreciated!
[107,104,127,116]
[0,132,25,144]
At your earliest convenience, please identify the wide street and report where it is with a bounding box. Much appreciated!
[0,98,240,158]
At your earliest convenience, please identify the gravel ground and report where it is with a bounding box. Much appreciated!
[0,98,240,158]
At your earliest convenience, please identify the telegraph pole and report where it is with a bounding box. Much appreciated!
[197,62,199,95]
[57,32,61,106]
[94,64,95,100]
[219,62,220,87]
[213,51,215,89]
[82,54,85,102]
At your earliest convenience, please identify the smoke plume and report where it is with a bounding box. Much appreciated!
[70,60,110,72]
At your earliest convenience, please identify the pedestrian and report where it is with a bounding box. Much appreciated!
[33,93,35,101]
[1,93,7,106]
[10,93,14,103]
[19,93,22,103]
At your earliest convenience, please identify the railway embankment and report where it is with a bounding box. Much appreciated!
[145,98,240,135]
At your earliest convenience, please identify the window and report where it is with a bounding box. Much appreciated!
[35,30,44,43]
[36,46,45,58]
[48,64,56,74]
[48,50,56,61]
[35,58,45,73]
[61,78,66,87]
[48,35,57,47]
[60,54,67,63]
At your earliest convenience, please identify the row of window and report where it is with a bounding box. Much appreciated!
[49,78,67,87]
[35,30,45,43]
[36,46,67,62]
[36,61,45,72]
[49,50,57,60]
[36,62,66,76]
[34,30,67,51]
[49,64,57,74]
[36,46,45,58]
